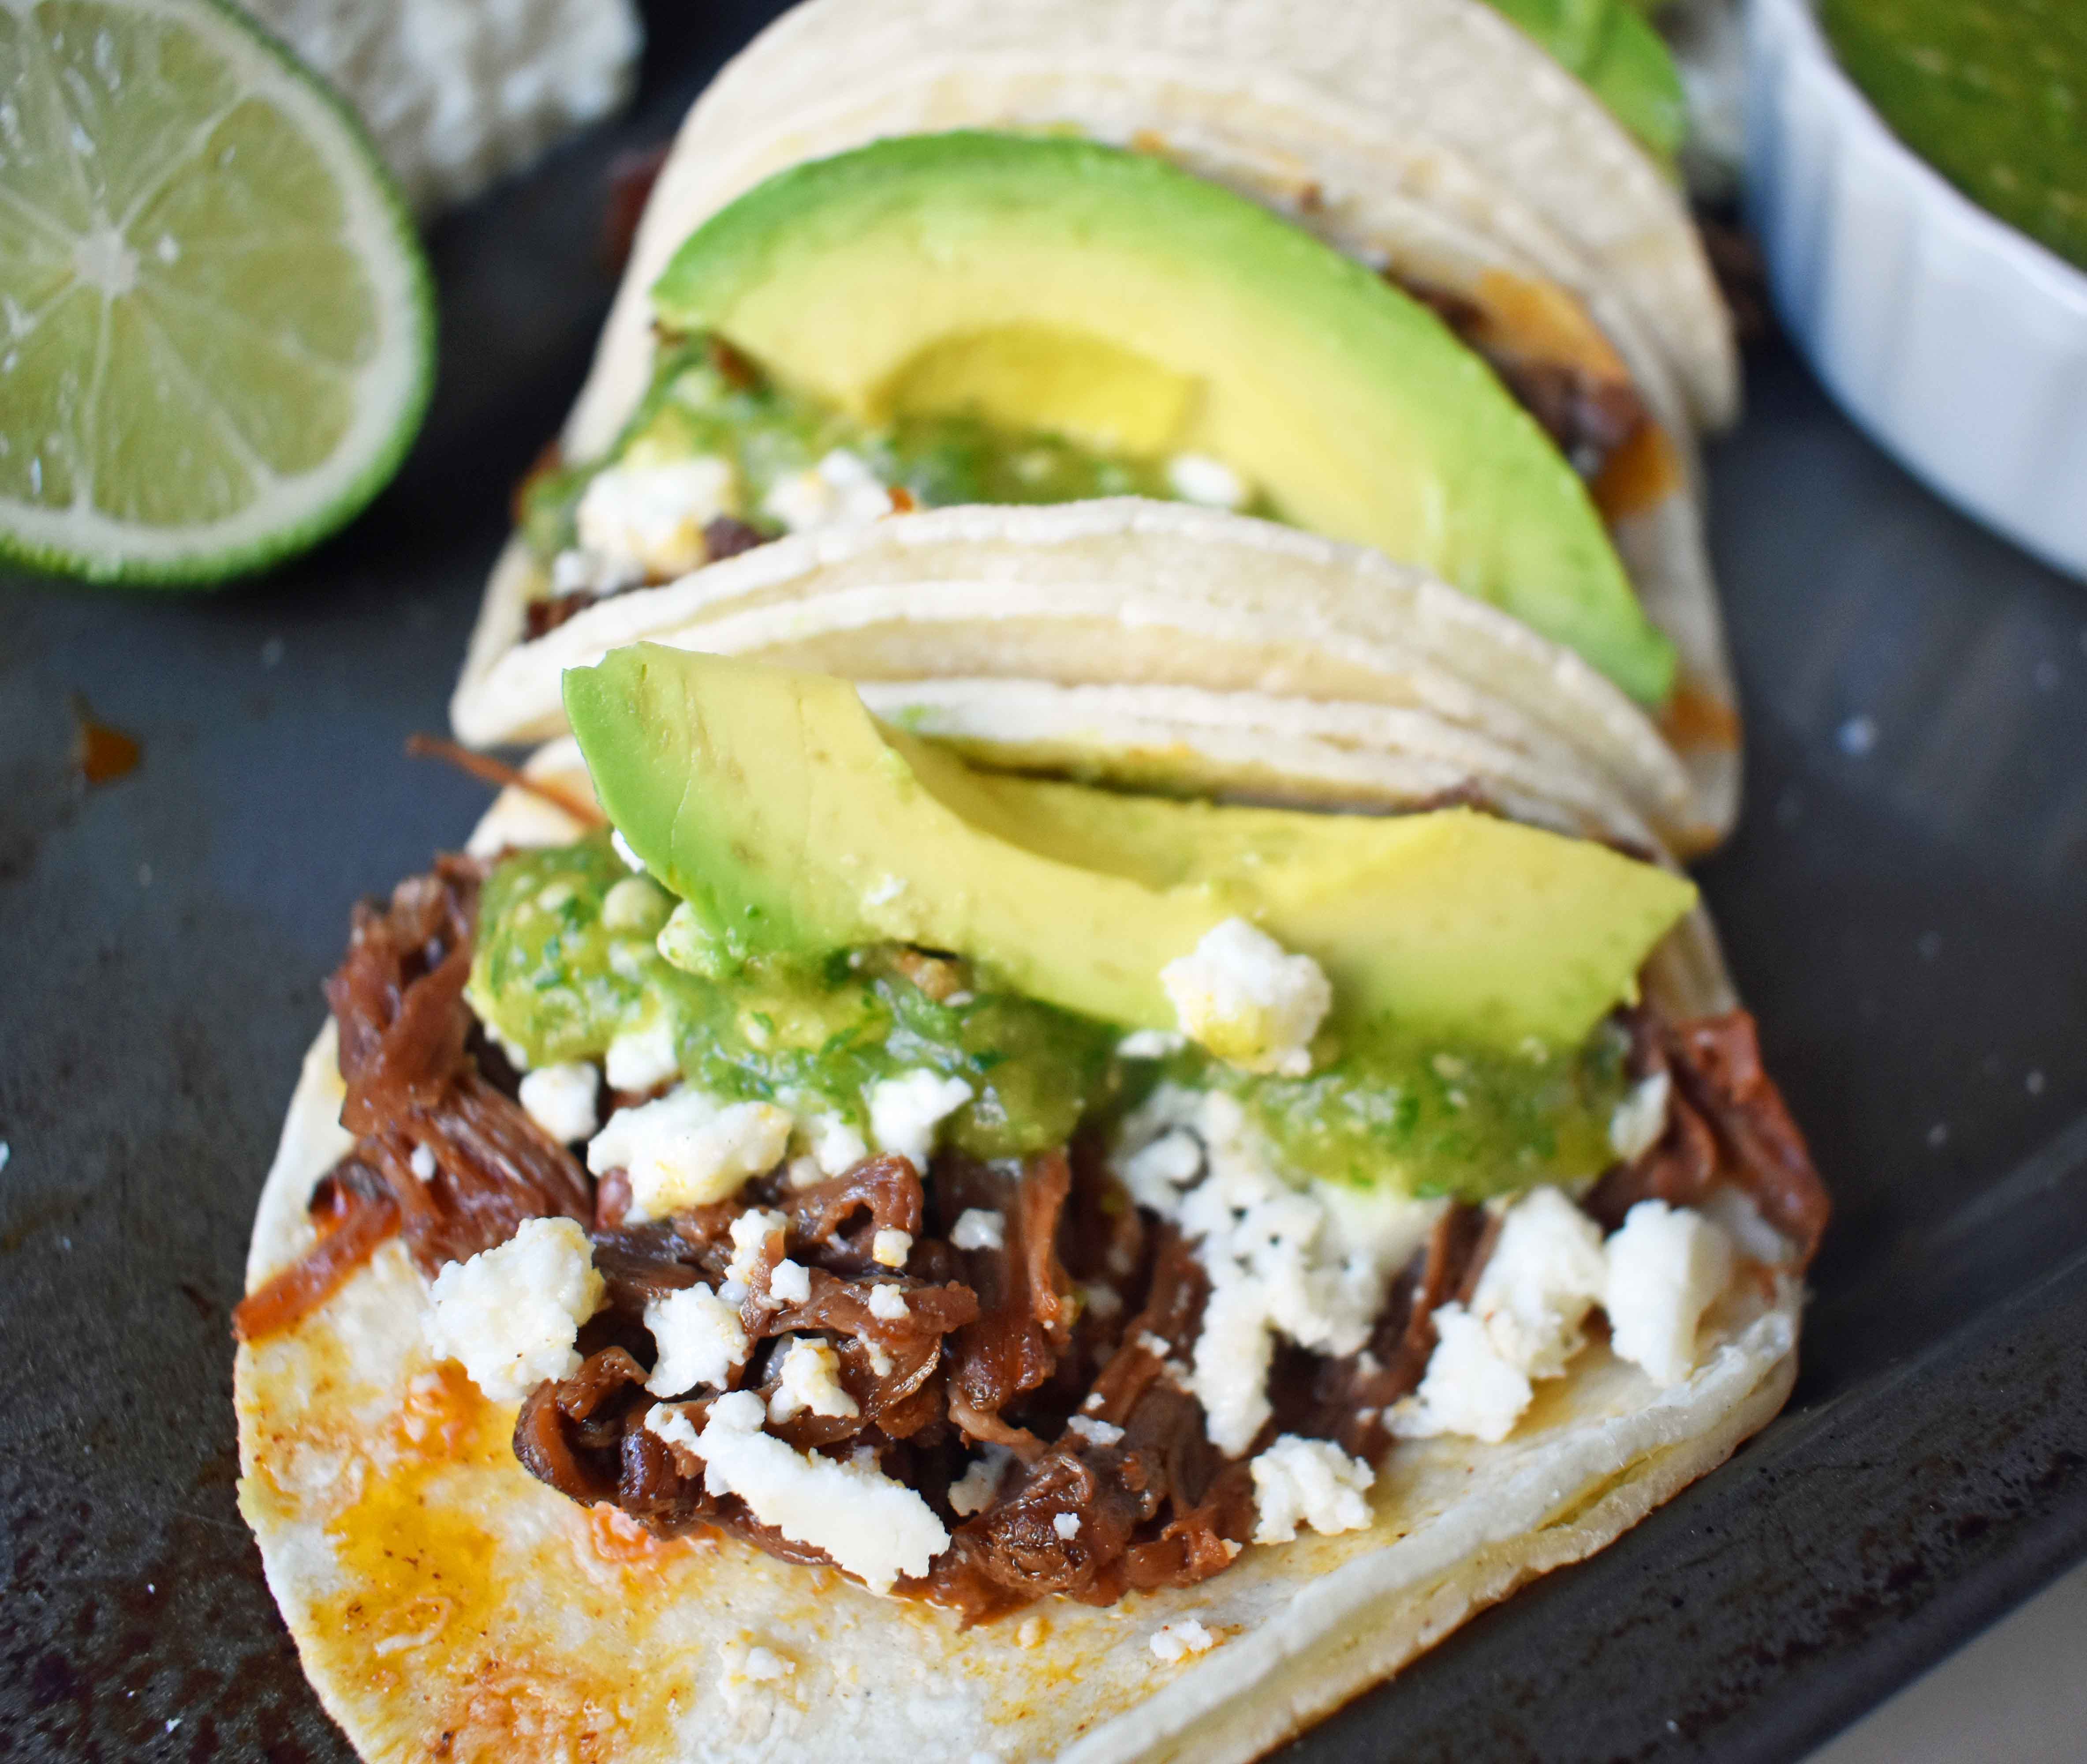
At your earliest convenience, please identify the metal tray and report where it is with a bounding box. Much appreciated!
[3,6,2083,1759]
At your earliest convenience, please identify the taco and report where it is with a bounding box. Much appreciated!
[451,0,1742,836]
[241,614,1821,1758]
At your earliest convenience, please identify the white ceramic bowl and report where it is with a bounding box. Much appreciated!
[1744,0,2087,580]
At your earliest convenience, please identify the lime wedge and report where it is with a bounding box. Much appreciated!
[0,0,434,585]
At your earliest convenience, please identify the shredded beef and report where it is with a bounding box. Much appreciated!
[523,590,601,640]
[918,1226,1248,1619]
[513,1162,983,1550]
[1588,1009,1829,1264]
[239,860,594,1342]
[702,515,769,561]
[940,1151,1075,1454]
[1394,274,1649,478]
[325,858,591,1276]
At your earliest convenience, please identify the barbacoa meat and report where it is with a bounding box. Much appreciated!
[1393,273,1650,479]
[239,860,592,1341]
[1590,1009,1830,1264]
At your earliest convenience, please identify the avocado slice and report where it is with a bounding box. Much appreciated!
[565,646,1695,1052]
[649,132,1675,706]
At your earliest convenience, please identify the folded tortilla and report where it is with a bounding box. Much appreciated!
[451,0,1742,836]
[458,500,1721,856]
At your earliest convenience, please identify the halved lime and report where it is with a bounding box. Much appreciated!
[0,0,434,585]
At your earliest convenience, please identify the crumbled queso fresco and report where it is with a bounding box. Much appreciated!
[649,1390,948,1595]
[641,1284,748,1397]
[424,1217,603,1404]
[1160,918,1332,1077]
[1249,1435,1375,1544]
[1397,1193,1737,1444]
[1116,1084,1441,1454]
[517,1060,600,1144]
[585,1085,794,1219]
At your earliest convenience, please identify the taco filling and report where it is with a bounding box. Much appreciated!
[239,648,1823,1623]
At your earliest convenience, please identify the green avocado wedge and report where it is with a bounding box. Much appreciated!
[649,132,1676,706]
[1482,0,1688,164]
[565,646,1697,1052]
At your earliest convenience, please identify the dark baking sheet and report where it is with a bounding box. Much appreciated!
[2,5,2083,1760]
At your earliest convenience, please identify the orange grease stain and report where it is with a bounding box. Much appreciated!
[1660,685,1742,753]
[71,696,140,786]
[1472,270,1626,380]
[585,1501,710,1567]
[1592,420,1684,522]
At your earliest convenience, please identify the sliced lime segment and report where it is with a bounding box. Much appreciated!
[0,0,433,584]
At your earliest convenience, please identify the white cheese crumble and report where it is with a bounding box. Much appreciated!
[1051,1512,1080,1541]
[1249,1435,1375,1544]
[1166,452,1250,509]
[1150,1619,1217,1663]
[600,874,667,934]
[768,1336,859,1423]
[1120,1128,1202,1208]
[1394,1186,1607,1445]
[946,1446,1013,1517]
[867,1283,911,1321]
[603,1016,679,1093]
[761,448,895,534]
[1113,1085,1441,1456]
[950,1208,1005,1253]
[517,1061,600,1145]
[1160,918,1331,1076]
[866,1069,973,1168]
[1398,1193,1740,1441]
[806,1112,869,1177]
[1064,1416,1124,1446]
[670,1389,947,1592]
[1397,1302,1533,1444]
[409,1143,437,1182]
[769,1259,812,1305]
[550,545,640,596]
[425,1217,602,1404]
[1117,1028,1187,1060]
[576,456,738,581]
[1609,1070,1673,1163]
[871,1228,913,1269]
[643,1285,749,1396]
[1467,1185,1609,1380]
[724,1209,788,1286]
[586,1088,791,1221]
[1605,1200,1735,1385]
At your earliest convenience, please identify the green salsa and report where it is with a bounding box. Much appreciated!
[470,834,1119,1161]
[521,333,1277,570]
[470,833,1630,1201]
[1823,0,2087,272]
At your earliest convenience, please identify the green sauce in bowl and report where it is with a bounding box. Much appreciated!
[1822,0,2087,272]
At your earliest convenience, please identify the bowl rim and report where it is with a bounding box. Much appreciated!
[1751,0,2087,315]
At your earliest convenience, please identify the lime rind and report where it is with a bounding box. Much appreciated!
[0,0,435,587]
